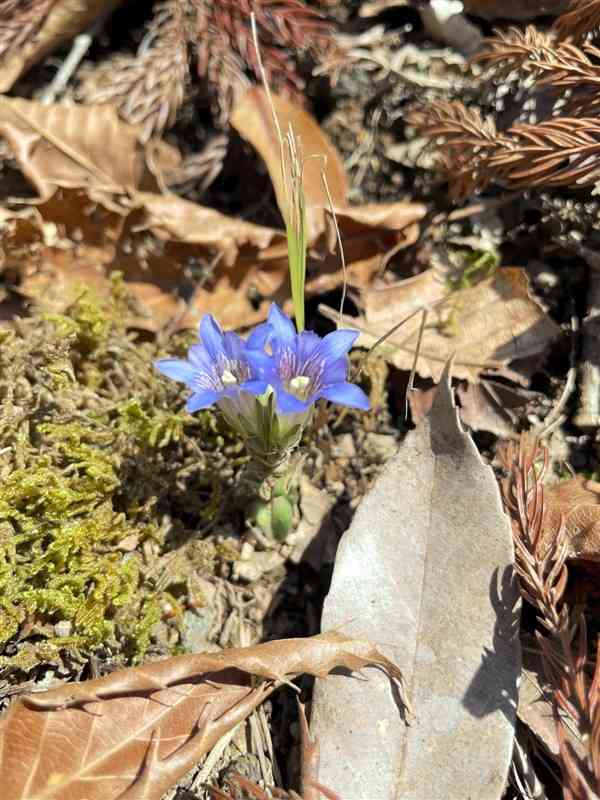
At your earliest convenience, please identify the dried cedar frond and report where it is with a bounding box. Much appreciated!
[410,100,600,197]
[79,0,188,140]
[0,0,57,61]
[499,439,600,800]
[473,25,558,78]
[531,42,600,117]
[407,101,507,198]
[192,0,335,117]
[81,0,336,134]
[555,0,600,42]
[490,117,600,189]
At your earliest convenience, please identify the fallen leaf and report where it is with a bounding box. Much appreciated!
[543,476,600,562]
[322,267,560,383]
[456,380,540,438]
[408,379,538,437]
[0,98,179,211]
[0,0,126,92]
[135,192,284,268]
[0,94,425,333]
[231,87,426,249]
[0,631,405,800]
[311,366,521,799]
[231,87,348,241]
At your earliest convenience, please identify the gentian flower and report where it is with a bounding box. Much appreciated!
[249,304,370,415]
[155,314,271,415]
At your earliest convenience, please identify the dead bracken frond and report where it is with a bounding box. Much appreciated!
[499,438,600,800]
[79,0,336,133]
[555,0,600,42]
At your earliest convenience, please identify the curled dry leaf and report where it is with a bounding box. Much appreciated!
[0,0,125,92]
[322,267,560,383]
[311,366,521,799]
[0,98,179,212]
[543,475,600,561]
[0,631,405,800]
[135,192,284,268]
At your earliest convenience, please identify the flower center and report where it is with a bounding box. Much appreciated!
[289,374,311,399]
[221,369,238,386]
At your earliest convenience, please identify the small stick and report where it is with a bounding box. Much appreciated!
[40,16,107,104]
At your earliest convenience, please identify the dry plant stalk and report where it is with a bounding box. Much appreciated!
[499,438,600,800]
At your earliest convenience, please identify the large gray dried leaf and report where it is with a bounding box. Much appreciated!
[311,367,521,799]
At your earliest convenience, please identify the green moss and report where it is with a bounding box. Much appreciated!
[0,284,239,676]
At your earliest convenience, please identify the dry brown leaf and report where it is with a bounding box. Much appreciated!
[231,88,426,249]
[543,476,600,561]
[322,267,560,383]
[408,379,538,437]
[0,98,179,211]
[0,0,125,92]
[0,631,404,800]
[135,192,285,268]
[0,93,424,333]
[231,87,348,241]
[311,367,521,799]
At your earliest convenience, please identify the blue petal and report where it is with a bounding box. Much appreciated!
[246,322,272,350]
[246,350,276,379]
[199,315,226,361]
[322,357,350,385]
[275,388,310,414]
[223,331,245,362]
[186,390,221,412]
[187,344,213,372]
[155,358,197,385]
[318,329,359,363]
[296,331,321,364]
[268,304,296,348]
[319,382,370,410]
[243,379,270,395]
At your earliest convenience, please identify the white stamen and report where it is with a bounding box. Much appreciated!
[221,369,238,386]
[290,375,310,392]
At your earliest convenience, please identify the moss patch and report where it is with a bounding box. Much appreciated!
[0,281,238,675]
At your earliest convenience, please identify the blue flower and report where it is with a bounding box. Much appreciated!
[249,304,370,415]
[155,314,272,414]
